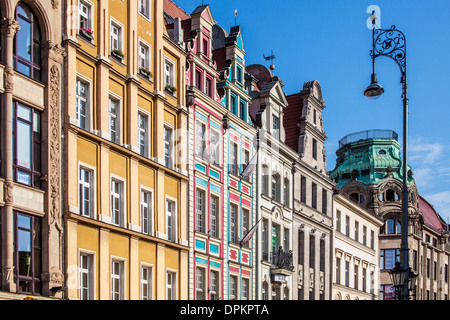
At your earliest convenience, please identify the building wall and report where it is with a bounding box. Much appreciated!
[62,0,189,300]
[332,193,382,300]
[0,0,65,298]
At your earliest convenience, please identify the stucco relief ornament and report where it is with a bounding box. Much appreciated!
[51,0,59,9]
[3,66,14,92]
[4,180,14,205]
[1,18,20,38]
[49,65,62,231]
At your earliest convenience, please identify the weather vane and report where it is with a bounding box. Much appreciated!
[263,49,276,70]
[234,9,238,26]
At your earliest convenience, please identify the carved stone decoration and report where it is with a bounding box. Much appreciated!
[1,18,20,38]
[46,41,67,64]
[51,0,59,9]
[3,66,14,92]
[4,180,14,205]
[49,65,62,232]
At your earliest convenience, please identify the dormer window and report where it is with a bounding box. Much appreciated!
[236,65,243,83]
[202,38,208,57]
[380,189,400,202]
[350,193,365,204]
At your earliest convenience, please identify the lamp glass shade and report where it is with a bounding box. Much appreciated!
[389,262,408,287]
[364,73,384,100]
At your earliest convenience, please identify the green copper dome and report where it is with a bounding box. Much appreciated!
[329,130,414,189]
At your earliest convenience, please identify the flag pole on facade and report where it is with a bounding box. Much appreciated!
[240,151,257,181]
[239,217,262,248]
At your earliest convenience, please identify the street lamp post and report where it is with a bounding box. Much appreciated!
[364,12,415,300]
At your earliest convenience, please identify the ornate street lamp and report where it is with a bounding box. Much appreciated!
[388,262,408,300]
[365,11,417,299]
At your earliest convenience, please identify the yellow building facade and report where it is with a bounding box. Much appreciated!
[62,0,188,300]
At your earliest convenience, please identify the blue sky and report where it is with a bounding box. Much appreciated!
[176,0,450,222]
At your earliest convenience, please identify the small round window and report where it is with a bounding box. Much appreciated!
[378,150,386,155]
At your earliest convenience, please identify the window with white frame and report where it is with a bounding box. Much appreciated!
[195,267,205,300]
[164,58,174,88]
[273,114,280,139]
[139,41,151,76]
[109,97,120,143]
[210,129,220,165]
[166,199,176,241]
[76,78,90,130]
[110,19,123,58]
[141,189,152,235]
[111,259,124,300]
[141,265,153,300]
[242,208,249,247]
[139,0,150,18]
[230,203,238,244]
[195,120,206,159]
[242,278,249,300]
[166,270,176,300]
[164,126,173,169]
[196,189,205,233]
[79,167,94,218]
[138,111,150,157]
[210,270,219,300]
[229,275,237,300]
[210,194,219,237]
[111,179,123,227]
[79,252,94,300]
[230,142,238,175]
[79,0,92,31]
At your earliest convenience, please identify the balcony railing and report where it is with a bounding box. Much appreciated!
[338,129,398,148]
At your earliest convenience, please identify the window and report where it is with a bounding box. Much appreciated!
[139,41,151,75]
[210,130,220,165]
[311,183,317,209]
[141,189,152,235]
[230,142,238,175]
[229,275,237,300]
[322,190,327,215]
[13,212,41,295]
[354,221,359,242]
[202,37,209,57]
[242,208,249,248]
[262,166,269,196]
[111,259,124,300]
[380,249,400,270]
[195,69,202,90]
[230,95,237,115]
[164,58,174,87]
[205,77,213,98]
[109,97,120,143]
[336,257,341,285]
[79,252,94,300]
[195,120,206,159]
[272,174,280,202]
[12,102,41,188]
[139,0,150,18]
[345,215,350,237]
[284,178,289,206]
[345,261,350,287]
[166,199,176,241]
[354,265,359,290]
[166,271,176,300]
[336,210,341,232]
[236,66,242,83]
[242,278,249,300]
[300,176,306,203]
[164,126,173,168]
[363,226,367,245]
[76,78,90,130]
[310,235,315,269]
[240,102,246,121]
[138,112,150,157]
[79,0,92,31]
[210,195,219,237]
[230,204,238,244]
[298,230,304,265]
[196,189,206,233]
[110,19,123,59]
[14,3,41,81]
[312,139,317,160]
[79,167,94,218]
[210,270,219,300]
[273,115,280,139]
[242,149,250,179]
[141,265,152,300]
[382,218,401,235]
[262,219,269,261]
[196,267,205,300]
[111,179,123,227]
[320,239,325,272]
[350,193,365,204]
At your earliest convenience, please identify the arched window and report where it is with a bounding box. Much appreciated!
[14,2,41,81]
